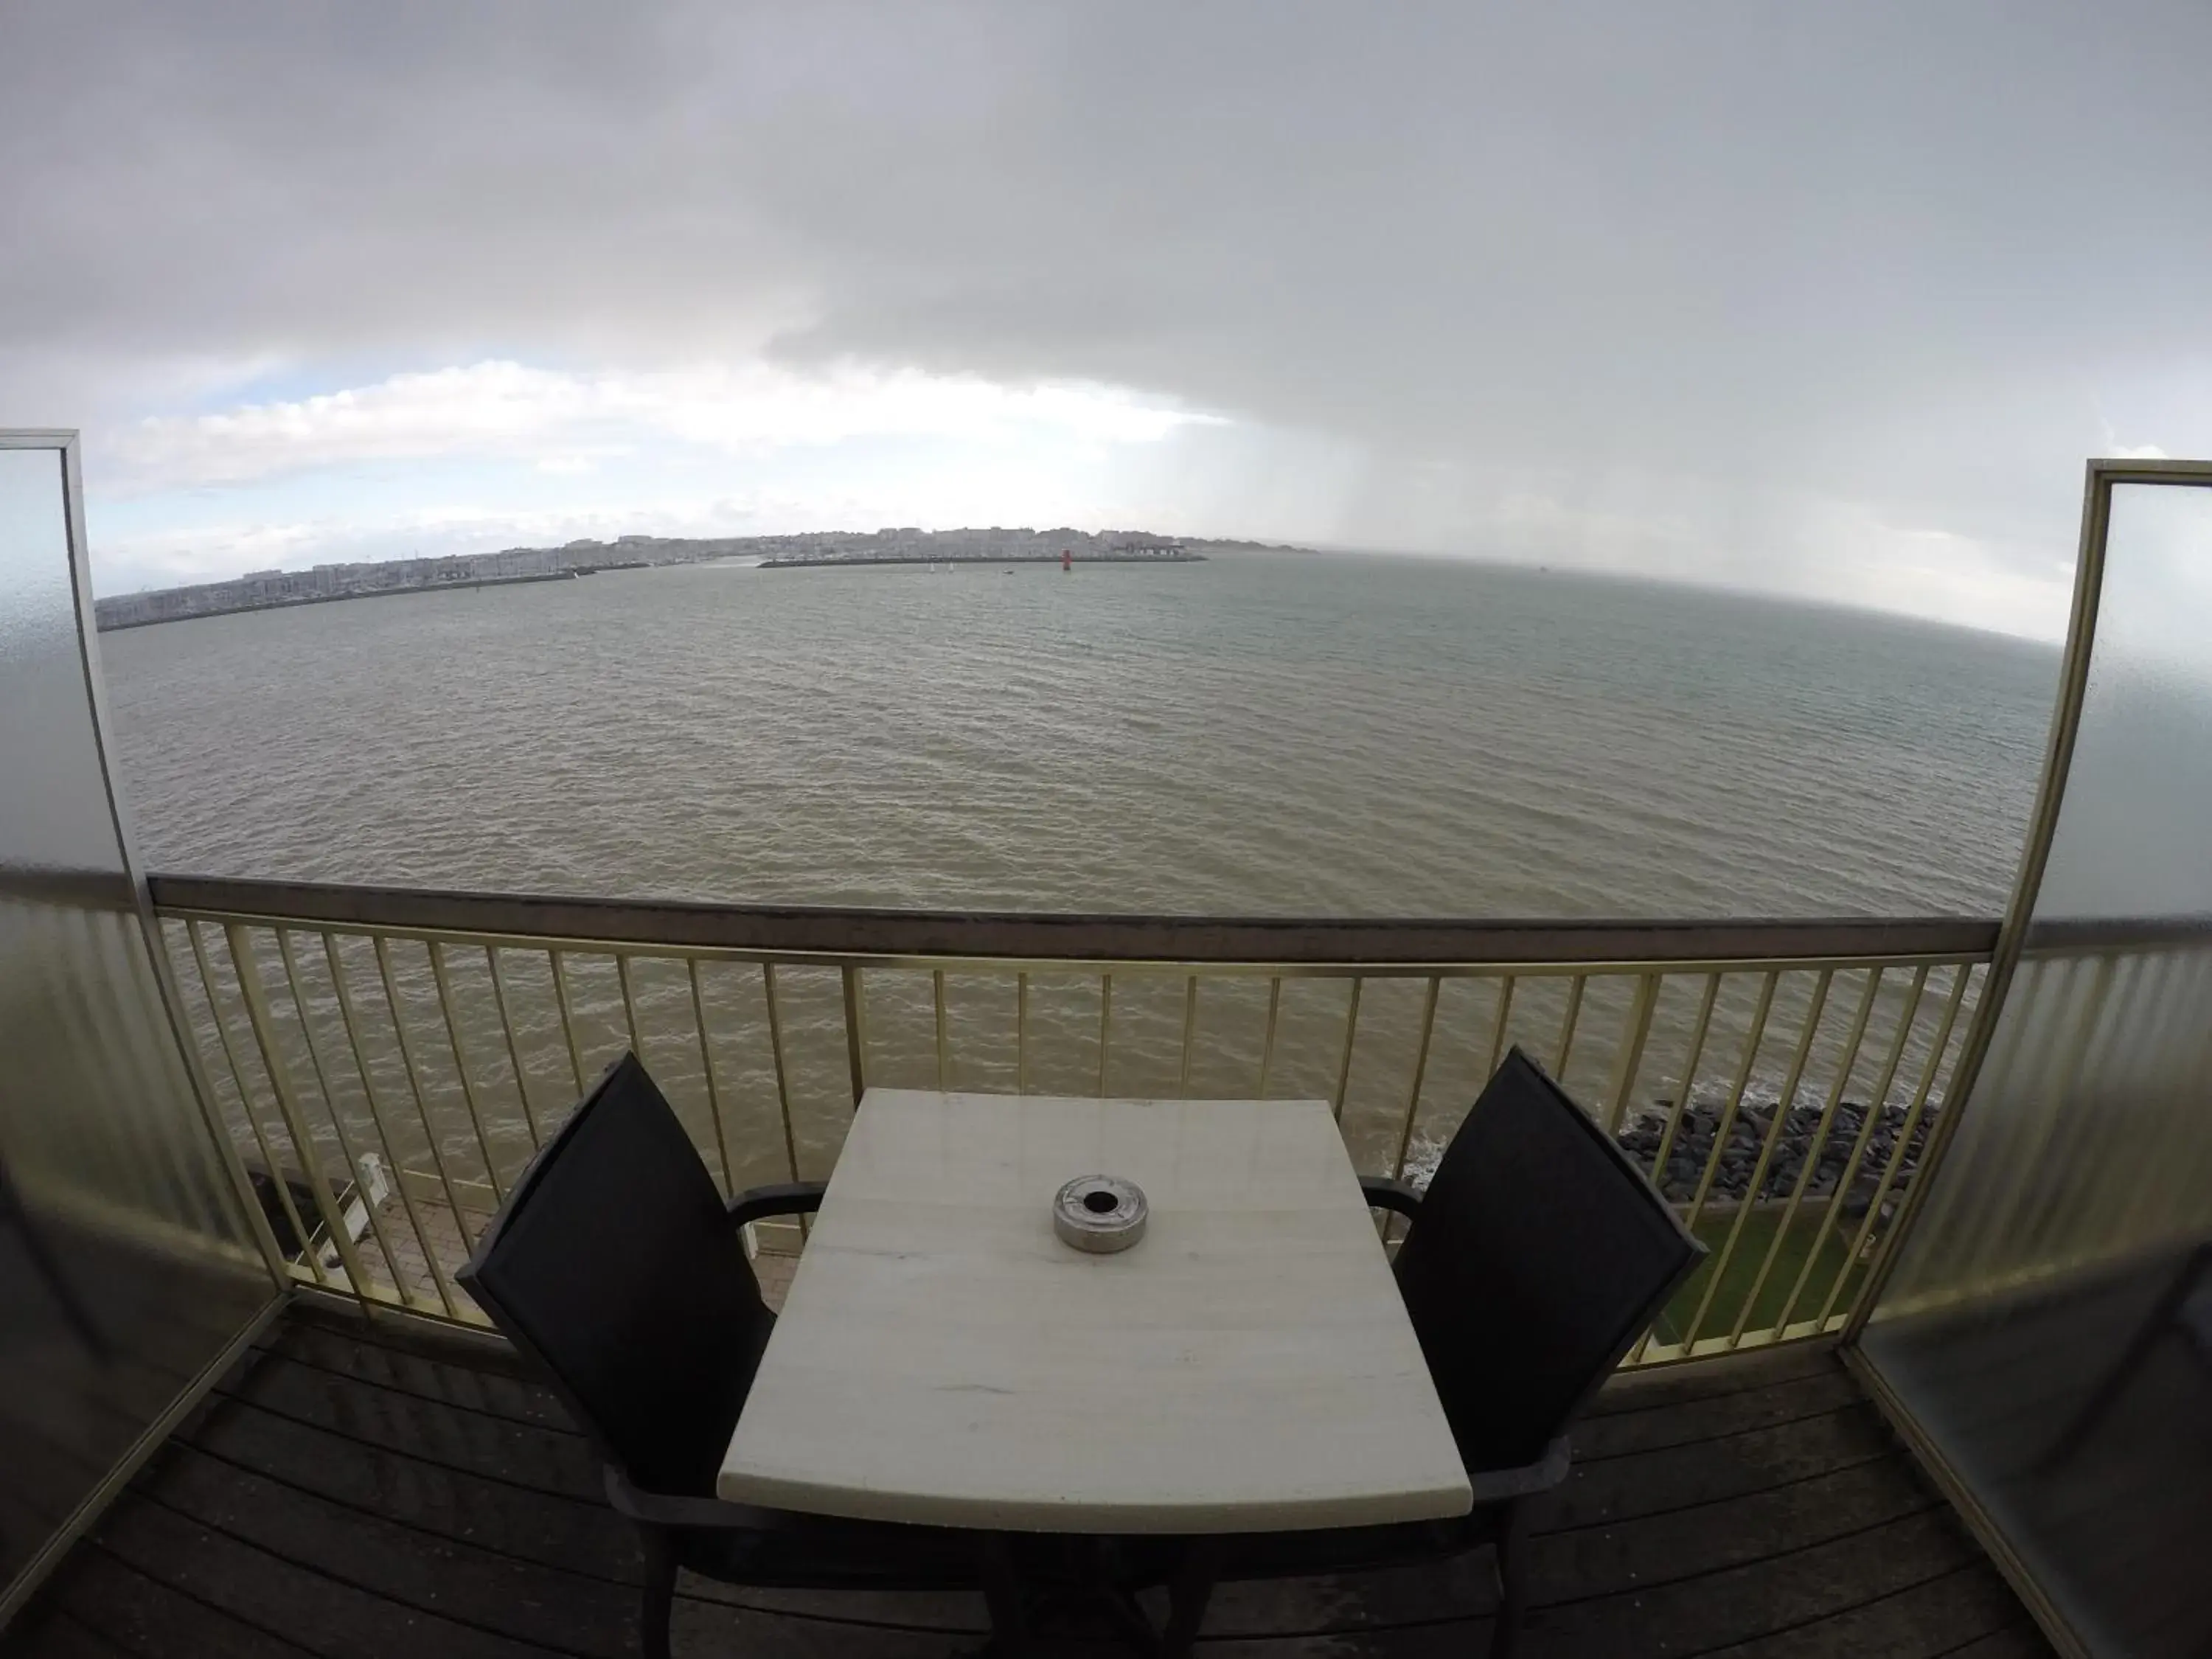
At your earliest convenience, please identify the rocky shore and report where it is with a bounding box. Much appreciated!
[1615,1098,1933,1216]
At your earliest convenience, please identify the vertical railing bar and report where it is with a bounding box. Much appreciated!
[549,948,586,1095]
[1390,976,1444,1182]
[224,924,355,1294]
[1178,975,1199,1093]
[276,927,409,1311]
[1776,963,1927,1334]
[1897,959,2052,1281]
[1484,975,1517,1079]
[70,915,195,1221]
[2081,952,2212,1259]
[1688,968,1832,1352]
[1835,461,2110,1342]
[1732,965,1882,1347]
[484,947,540,1152]
[841,964,869,1109]
[2052,953,2163,1262]
[1554,974,1587,1077]
[1986,953,2121,1274]
[133,917,246,1237]
[1947,955,2107,1285]
[613,952,647,1061]
[27,953,118,1193]
[1097,975,1113,1096]
[1627,970,1722,1363]
[1332,978,1365,1126]
[2040,953,2139,1262]
[762,962,807,1242]
[375,933,481,1254]
[326,931,460,1319]
[187,919,319,1280]
[932,968,949,1091]
[40,911,165,1219]
[429,942,507,1208]
[1016,972,1030,1094]
[1993,952,2139,1272]
[1256,975,1283,1095]
[2136,953,2212,1245]
[81,912,228,1241]
[143,914,271,1247]
[687,959,736,1195]
[1823,961,1974,1327]
[1604,973,1662,1135]
[1646,974,1720,1186]
[151,913,293,1284]
[2018,950,2165,1267]
[2152,965,2212,1246]
[41,914,149,1217]
[1669,970,1782,1344]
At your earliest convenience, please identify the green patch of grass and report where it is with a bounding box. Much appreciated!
[1649,1205,1872,1349]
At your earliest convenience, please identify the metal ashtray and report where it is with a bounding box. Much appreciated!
[1053,1175,1148,1253]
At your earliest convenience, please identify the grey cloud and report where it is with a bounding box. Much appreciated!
[4,0,2210,603]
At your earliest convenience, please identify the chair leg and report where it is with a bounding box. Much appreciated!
[1161,1540,1220,1658]
[2038,1242,2212,1473]
[637,1526,678,1659]
[1489,1500,1531,1659]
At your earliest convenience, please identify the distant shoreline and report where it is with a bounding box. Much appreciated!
[95,528,1248,633]
[758,551,1207,570]
[94,568,581,633]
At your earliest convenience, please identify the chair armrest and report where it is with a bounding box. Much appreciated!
[1466,1434,1572,1503]
[605,1465,780,1530]
[1360,1176,1423,1220]
[726,1181,826,1229]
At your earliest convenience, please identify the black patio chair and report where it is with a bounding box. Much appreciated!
[456,1052,983,1659]
[0,1151,110,1361]
[1162,1046,1706,1659]
[2038,1239,2212,1472]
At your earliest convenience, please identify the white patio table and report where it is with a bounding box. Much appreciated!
[719,1088,1470,1535]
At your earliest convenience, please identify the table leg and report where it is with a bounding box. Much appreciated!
[1087,1538,1166,1653]
[980,1533,1215,1657]
[1161,1539,1220,1658]
[979,1534,1032,1657]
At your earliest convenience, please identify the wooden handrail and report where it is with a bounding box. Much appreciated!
[145,872,2003,966]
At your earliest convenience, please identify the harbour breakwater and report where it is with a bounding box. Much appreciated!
[1617,1096,1932,1214]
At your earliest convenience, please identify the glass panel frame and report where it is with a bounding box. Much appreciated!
[0,430,282,1622]
[1848,459,2212,1659]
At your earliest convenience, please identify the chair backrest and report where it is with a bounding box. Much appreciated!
[1393,1046,1705,1473]
[458,1052,771,1496]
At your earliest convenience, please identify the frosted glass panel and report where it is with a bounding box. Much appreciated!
[0,451,122,877]
[0,442,272,1607]
[2039,486,2212,919]
[1863,478,2212,1658]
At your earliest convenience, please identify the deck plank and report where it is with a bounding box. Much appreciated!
[1939,1624,2062,1659]
[1571,1366,1866,1459]
[186,1394,641,1584]
[1540,1404,1892,1529]
[86,1486,552,1659]
[21,1547,315,1659]
[218,1350,603,1500]
[133,1441,639,1658]
[1579,1343,1840,1416]
[1697,1562,2031,1659]
[1,1306,2053,1659]
[0,1613,119,1659]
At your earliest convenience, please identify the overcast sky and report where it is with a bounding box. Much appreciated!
[7,1,2211,637]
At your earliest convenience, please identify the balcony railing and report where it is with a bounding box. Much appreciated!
[143,872,2015,1364]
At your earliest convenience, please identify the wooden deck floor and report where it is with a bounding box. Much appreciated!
[1,1305,2051,1659]
[1864,1245,2212,1659]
